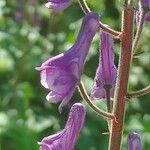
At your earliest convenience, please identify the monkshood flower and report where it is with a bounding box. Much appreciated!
[128,132,142,150]
[36,12,99,111]
[38,103,85,150]
[45,0,71,12]
[91,31,117,99]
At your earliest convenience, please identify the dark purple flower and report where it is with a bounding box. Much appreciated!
[38,103,85,150]
[128,132,142,150]
[45,0,71,12]
[140,0,150,8]
[36,12,99,111]
[136,10,150,25]
[91,31,117,99]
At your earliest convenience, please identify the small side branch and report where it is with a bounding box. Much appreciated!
[78,0,91,14]
[78,81,115,120]
[126,85,150,99]
[78,0,121,39]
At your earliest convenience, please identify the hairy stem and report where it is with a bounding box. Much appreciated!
[108,6,134,150]
[78,0,121,39]
[126,85,150,99]
[78,0,91,14]
[78,81,115,120]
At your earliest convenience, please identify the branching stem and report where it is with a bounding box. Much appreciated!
[126,85,150,99]
[108,5,134,150]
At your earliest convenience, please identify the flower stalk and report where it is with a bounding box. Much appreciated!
[108,5,134,150]
[126,85,150,99]
[78,81,115,120]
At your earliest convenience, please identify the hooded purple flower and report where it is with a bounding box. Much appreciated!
[38,103,85,150]
[36,12,99,111]
[128,132,142,150]
[91,31,117,99]
[45,0,71,12]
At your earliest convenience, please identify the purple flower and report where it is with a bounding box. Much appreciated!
[91,31,117,99]
[38,103,85,150]
[136,11,150,25]
[140,0,150,8]
[45,0,71,12]
[128,132,142,150]
[36,12,99,111]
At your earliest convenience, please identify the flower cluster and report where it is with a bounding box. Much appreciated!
[37,11,101,149]
[36,1,144,149]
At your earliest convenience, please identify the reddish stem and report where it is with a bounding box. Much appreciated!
[108,7,134,150]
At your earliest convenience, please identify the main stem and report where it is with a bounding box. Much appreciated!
[108,6,134,150]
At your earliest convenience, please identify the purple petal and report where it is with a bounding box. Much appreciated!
[46,91,64,103]
[91,31,117,99]
[39,103,85,150]
[128,132,142,150]
[36,12,100,109]
[140,0,150,8]
[45,0,71,12]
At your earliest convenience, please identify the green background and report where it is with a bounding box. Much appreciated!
[0,0,150,149]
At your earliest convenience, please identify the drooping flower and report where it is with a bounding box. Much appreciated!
[91,30,117,99]
[128,132,142,150]
[36,12,99,111]
[45,0,71,12]
[38,103,85,150]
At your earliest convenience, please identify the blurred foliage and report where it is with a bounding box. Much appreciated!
[0,0,150,150]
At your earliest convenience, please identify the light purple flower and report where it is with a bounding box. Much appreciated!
[91,31,117,99]
[38,103,85,150]
[45,0,71,12]
[140,0,150,8]
[36,12,99,111]
[128,132,142,150]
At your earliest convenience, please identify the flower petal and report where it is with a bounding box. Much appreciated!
[46,91,64,103]
[45,1,71,12]
[39,103,85,150]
